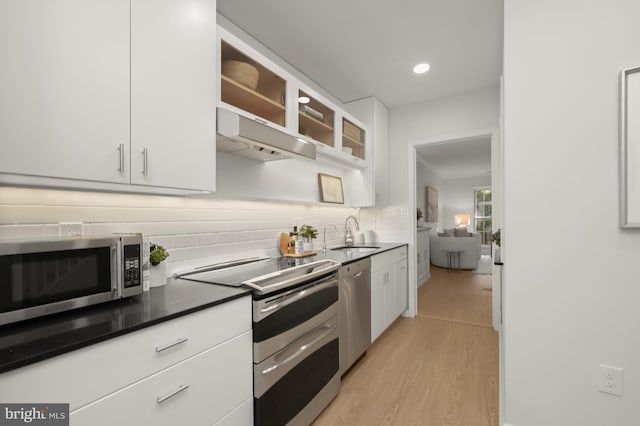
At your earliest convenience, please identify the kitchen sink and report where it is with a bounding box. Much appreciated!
[331,245,380,253]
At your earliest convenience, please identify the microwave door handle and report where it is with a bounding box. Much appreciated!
[111,245,120,297]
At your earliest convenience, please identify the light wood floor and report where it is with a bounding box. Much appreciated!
[417,265,493,327]
[313,266,498,426]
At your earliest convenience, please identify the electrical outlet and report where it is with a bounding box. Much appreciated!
[59,222,83,237]
[598,365,623,396]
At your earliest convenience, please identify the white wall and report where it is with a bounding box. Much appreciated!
[504,1,640,425]
[386,86,499,240]
[441,175,491,230]
[0,187,355,276]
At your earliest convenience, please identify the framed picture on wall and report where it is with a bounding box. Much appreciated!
[426,186,438,222]
[621,66,640,227]
[318,173,344,204]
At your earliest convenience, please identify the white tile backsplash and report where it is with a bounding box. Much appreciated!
[0,187,357,275]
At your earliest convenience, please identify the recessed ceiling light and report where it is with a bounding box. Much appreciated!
[298,96,310,104]
[413,63,430,74]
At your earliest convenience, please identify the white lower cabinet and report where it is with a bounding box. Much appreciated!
[70,331,252,426]
[214,398,253,426]
[416,229,430,286]
[0,296,252,425]
[371,246,408,343]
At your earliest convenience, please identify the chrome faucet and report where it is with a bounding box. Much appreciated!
[323,224,337,252]
[344,215,360,246]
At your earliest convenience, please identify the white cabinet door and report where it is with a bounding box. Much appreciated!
[416,232,424,283]
[383,269,396,329]
[0,0,130,184]
[395,260,408,317]
[371,268,386,343]
[131,0,216,191]
[417,231,431,285]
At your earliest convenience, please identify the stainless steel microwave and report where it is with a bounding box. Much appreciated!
[0,235,143,326]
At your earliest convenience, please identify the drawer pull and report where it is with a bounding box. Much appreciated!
[156,384,190,404]
[155,337,188,353]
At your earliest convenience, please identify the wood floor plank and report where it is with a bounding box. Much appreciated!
[313,265,498,426]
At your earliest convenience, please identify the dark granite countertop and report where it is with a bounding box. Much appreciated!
[0,242,406,374]
[0,280,250,374]
[307,242,407,265]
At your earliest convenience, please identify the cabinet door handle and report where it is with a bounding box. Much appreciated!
[117,144,125,173]
[156,384,189,404]
[142,148,149,175]
[155,337,188,352]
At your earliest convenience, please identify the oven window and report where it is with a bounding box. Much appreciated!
[254,338,338,426]
[253,286,338,343]
[0,247,112,313]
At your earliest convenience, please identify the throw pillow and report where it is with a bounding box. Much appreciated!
[454,227,469,237]
[437,232,448,237]
[444,228,456,236]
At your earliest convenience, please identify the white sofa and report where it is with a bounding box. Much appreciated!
[430,231,482,270]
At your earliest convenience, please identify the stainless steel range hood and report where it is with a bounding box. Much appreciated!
[216,107,316,161]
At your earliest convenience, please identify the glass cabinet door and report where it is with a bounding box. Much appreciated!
[342,118,365,160]
[220,40,286,127]
[297,90,335,148]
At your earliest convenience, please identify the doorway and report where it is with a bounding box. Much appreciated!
[406,126,503,423]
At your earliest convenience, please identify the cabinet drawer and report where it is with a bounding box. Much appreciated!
[0,296,251,410]
[371,250,395,271]
[70,331,253,426]
[394,246,407,262]
[214,397,252,426]
[371,246,406,271]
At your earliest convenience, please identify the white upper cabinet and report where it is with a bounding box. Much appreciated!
[0,0,130,184]
[0,0,216,193]
[218,27,289,132]
[345,96,389,206]
[131,0,216,191]
[217,25,370,171]
[292,84,369,169]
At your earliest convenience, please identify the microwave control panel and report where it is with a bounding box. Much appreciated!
[123,244,141,288]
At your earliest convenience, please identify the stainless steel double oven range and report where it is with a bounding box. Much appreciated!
[178,256,342,426]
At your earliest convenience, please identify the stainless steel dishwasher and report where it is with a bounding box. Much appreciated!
[338,257,371,376]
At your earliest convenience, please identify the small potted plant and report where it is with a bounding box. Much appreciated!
[299,225,318,252]
[417,208,424,227]
[149,244,170,287]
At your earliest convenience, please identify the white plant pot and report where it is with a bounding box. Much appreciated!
[303,241,314,252]
[150,262,167,287]
[417,218,425,228]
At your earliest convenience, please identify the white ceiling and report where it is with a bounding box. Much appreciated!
[416,137,491,179]
[217,0,503,108]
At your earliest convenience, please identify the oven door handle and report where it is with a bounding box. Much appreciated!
[261,323,336,375]
[259,277,337,315]
[244,260,341,294]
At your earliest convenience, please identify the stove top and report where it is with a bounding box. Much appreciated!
[176,256,340,295]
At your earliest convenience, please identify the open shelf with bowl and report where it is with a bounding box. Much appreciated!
[220,40,286,127]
